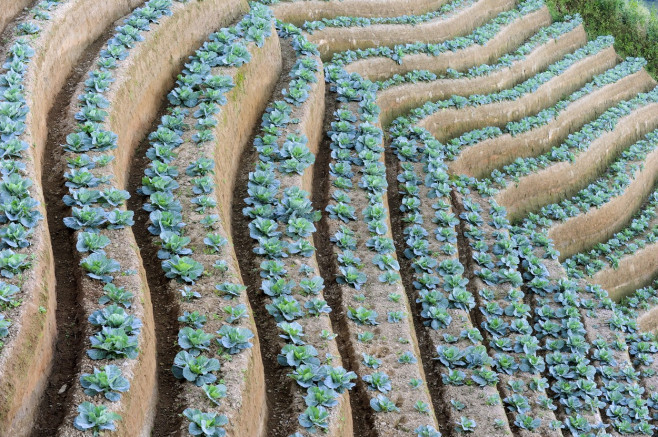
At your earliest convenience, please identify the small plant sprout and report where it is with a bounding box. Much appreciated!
[456,417,477,433]
[398,351,417,364]
[415,425,442,437]
[73,402,121,434]
[370,395,399,413]
[357,331,374,343]
[320,329,337,340]
[180,286,201,301]
[387,292,401,302]
[183,408,228,436]
[202,383,227,406]
[414,400,430,414]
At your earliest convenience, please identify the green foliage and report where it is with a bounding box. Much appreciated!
[545,0,658,78]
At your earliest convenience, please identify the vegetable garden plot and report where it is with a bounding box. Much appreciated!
[3,0,658,435]
[337,0,551,81]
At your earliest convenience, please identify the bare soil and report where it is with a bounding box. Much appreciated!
[127,103,185,437]
[29,23,117,437]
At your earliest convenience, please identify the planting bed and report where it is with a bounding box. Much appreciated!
[1,0,658,436]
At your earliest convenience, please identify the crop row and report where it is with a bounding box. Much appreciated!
[380,12,658,431]
[0,0,58,352]
[514,125,658,262]
[393,136,552,435]
[620,281,658,332]
[374,9,586,129]
[330,0,547,71]
[138,4,276,435]
[301,0,476,31]
[564,191,658,285]
[241,21,355,436]
[436,57,646,167]
[321,62,441,435]
[389,120,611,434]
[57,1,194,433]
[390,56,647,177]
[404,34,615,139]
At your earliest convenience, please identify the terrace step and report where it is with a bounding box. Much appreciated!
[270,0,450,26]
[0,0,149,434]
[494,102,658,225]
[378,21,586,128]
[450,68,656,179]
[37,1,252,435]
[545,133,658,260]
[419,43,618,143]
[306,0,516,60]
[565,192,658,301]
[343,3,551,82]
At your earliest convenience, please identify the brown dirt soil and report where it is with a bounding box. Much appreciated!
[376,20,586,128]
[593,241,658,302]
[307,0,515,60]
[385,157,514,436]
[40,1,250,435]
[496,102,658,223]
[545,137,658,261]
[419,45,619,142]
[128,23,282,437]
[270,0,449,26]
[449,69,657,178]
[0,0,35,37]
[0,0,145,435]
[345,6,551,82]
[313,87,377,437]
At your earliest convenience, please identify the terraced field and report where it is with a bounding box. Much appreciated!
[1,0,658,436]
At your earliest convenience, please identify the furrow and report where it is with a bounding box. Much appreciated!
[231,24,354,437]
[35,0,250,434]
[0,0,146,434]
